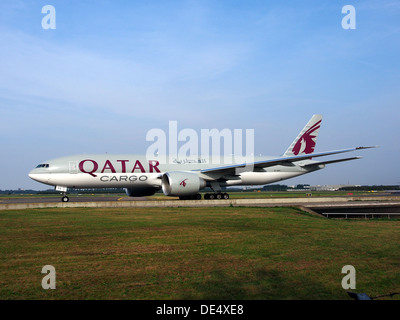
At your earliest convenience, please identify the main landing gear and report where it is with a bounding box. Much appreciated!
[204,193,229,200]
[178,193,230,200]
[179,194,202,200]
[204,182,229,200]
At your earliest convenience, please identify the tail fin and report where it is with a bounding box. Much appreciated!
[283,114,322,157]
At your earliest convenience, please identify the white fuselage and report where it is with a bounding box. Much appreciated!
[28,154,319,190]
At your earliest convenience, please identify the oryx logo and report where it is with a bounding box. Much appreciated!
[292,120,321,155]
[180,179,188,187]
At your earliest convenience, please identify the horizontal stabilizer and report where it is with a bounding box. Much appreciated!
[302,156,362,168]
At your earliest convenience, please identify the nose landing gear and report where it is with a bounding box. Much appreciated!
[56,186,69,203]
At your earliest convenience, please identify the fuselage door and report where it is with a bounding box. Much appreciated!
[69,161,78,174]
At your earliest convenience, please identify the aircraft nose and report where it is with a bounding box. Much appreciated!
[28,168,48,183]
[28,168,35,177]
[28,169,39,182]
[29,162,52,184]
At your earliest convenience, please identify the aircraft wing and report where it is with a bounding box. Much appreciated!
[199,146,376,178]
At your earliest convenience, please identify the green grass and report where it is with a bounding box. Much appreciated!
[0,206,399,300]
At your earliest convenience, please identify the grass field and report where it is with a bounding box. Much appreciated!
[0,206,399,300]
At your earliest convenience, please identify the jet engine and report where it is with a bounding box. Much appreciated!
[162,171,206,196]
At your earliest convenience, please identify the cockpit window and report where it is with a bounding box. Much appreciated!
[36,164,49,168]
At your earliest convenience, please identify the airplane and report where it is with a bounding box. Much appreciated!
[28,115,375,202]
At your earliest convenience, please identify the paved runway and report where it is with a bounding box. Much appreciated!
[1,192,398,205]
[0,195,148,203]
[1,195,400,218]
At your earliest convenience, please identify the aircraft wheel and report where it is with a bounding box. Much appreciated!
[62,196,69,202]
[223,193,229,200]
[196,194,202,200]
[209,193,215,200]
[216,193,222,200]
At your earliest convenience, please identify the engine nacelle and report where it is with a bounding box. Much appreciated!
[125,186,158,197]
[162,171,206,196]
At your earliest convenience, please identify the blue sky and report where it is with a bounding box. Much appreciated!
[0,0,399,190]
